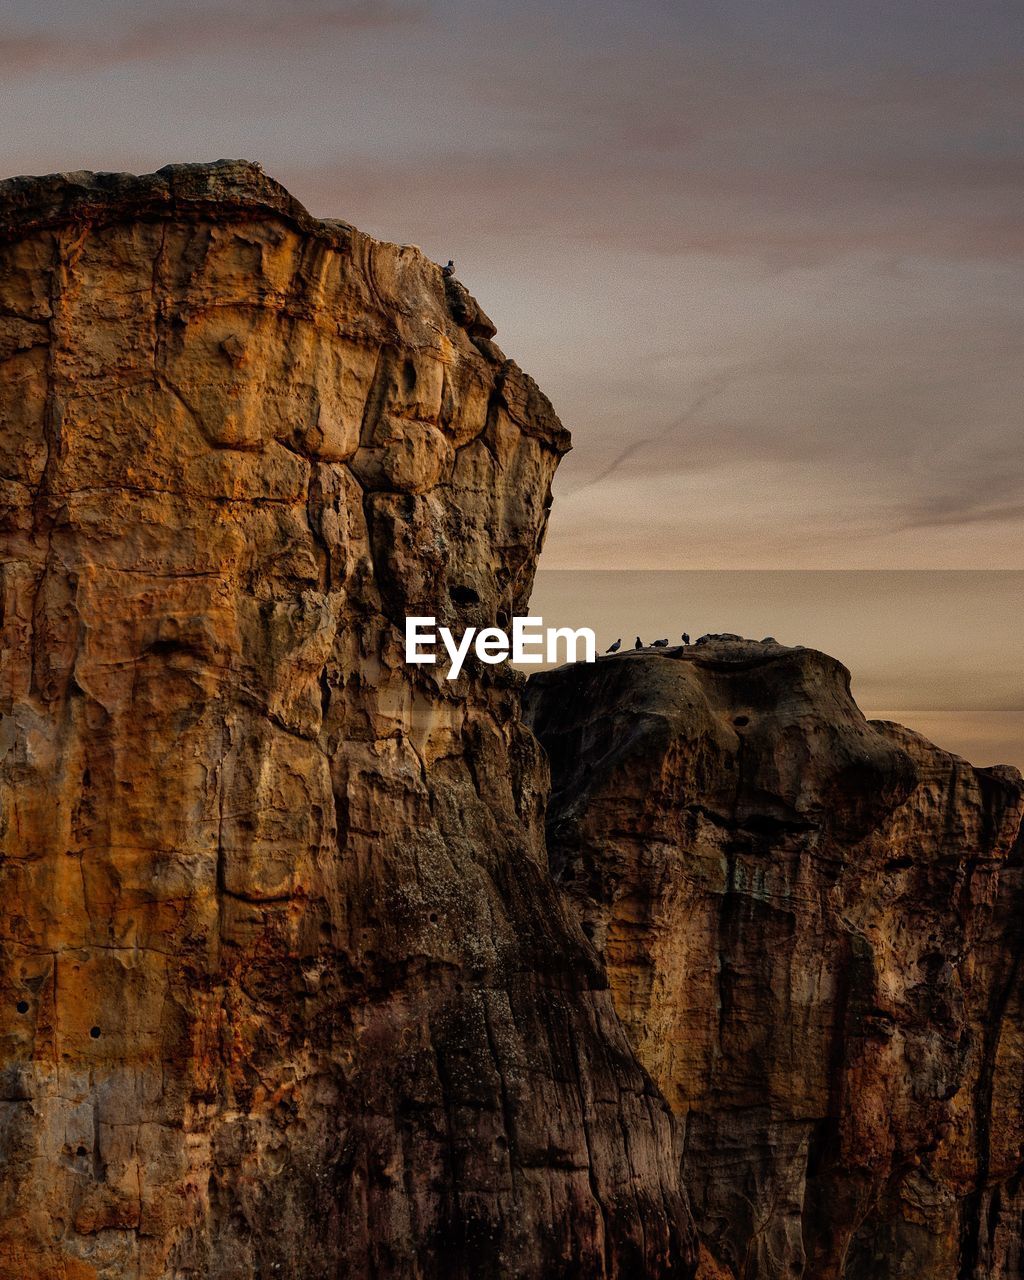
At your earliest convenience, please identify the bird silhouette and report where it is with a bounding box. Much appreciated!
[634,636,643,650]
[606,638,621,653]
[681,633,691,645]
[442,259,455,278]
[652,638,669,647]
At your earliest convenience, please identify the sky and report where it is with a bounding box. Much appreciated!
[2,0,1021,570]
[528,570,1024,769]
[1,0,1021,760]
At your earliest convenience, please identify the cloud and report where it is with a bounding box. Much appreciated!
[564,366,759,497]
[0,2,422,77]
[290,115,1022,264]
[3,0,1018,570]
[270,20,1021,263]
[900,459,1024,531]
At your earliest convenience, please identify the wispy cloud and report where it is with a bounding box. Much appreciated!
[900,454,1024,531]
[565,366,758,497]
[290,52,1023,264]
[2,0,1019,569]
[0,2,422,77]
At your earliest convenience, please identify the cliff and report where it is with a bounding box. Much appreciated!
[3,160,1020,1280]
[0,162,695,1279]
[525,639,1024,1279]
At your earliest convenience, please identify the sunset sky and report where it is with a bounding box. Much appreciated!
[3,0,1021,759]
[3,0,1021,569]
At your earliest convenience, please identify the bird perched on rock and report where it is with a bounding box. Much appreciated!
[652,638,669,647]
[634,636,643,650]
[442,259,455,278]
[681,633,691,645]
[606,638,621,652]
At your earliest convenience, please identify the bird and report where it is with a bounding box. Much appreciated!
[681,633,691,645]
[442,259,455,278]
[634,636,643,650]
[606,638,621,653]
[652,638,669,647]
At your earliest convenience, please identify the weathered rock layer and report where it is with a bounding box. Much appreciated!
[5,160,1019,1280]
[0,162,694,1279]
[525,640,1024,1279]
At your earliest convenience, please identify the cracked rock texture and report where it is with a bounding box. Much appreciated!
[0,162,695,1279]
[525,640,1024,1280]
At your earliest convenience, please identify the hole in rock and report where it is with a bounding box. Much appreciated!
[145,638,206,660]
[89,1026,101,1039]
[449,585,480,606]
[76,1145,88,1157]
[401,358,418,393]
[733,715,750,727]
[16,1000,29,1014]
[429,912,439,923]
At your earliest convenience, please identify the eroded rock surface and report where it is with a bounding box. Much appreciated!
[525,639,1024,1280]
[0,162,695,1279]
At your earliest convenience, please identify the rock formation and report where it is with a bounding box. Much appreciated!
[4,159,1020,1280]
[0,162,695,1279]
[525,640,1024,1279]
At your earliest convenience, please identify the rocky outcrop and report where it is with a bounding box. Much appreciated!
[6,160,1019,1280]
[525,639,1024,1280]
[0,162,695,1279]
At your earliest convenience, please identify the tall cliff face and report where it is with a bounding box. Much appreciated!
[525,640,1024,1280]
[0,163,694,1279]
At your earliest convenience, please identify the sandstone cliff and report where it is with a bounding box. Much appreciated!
[525,639,1024,1279]
[0,162,695,1279]
[4,159,1019,1280]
